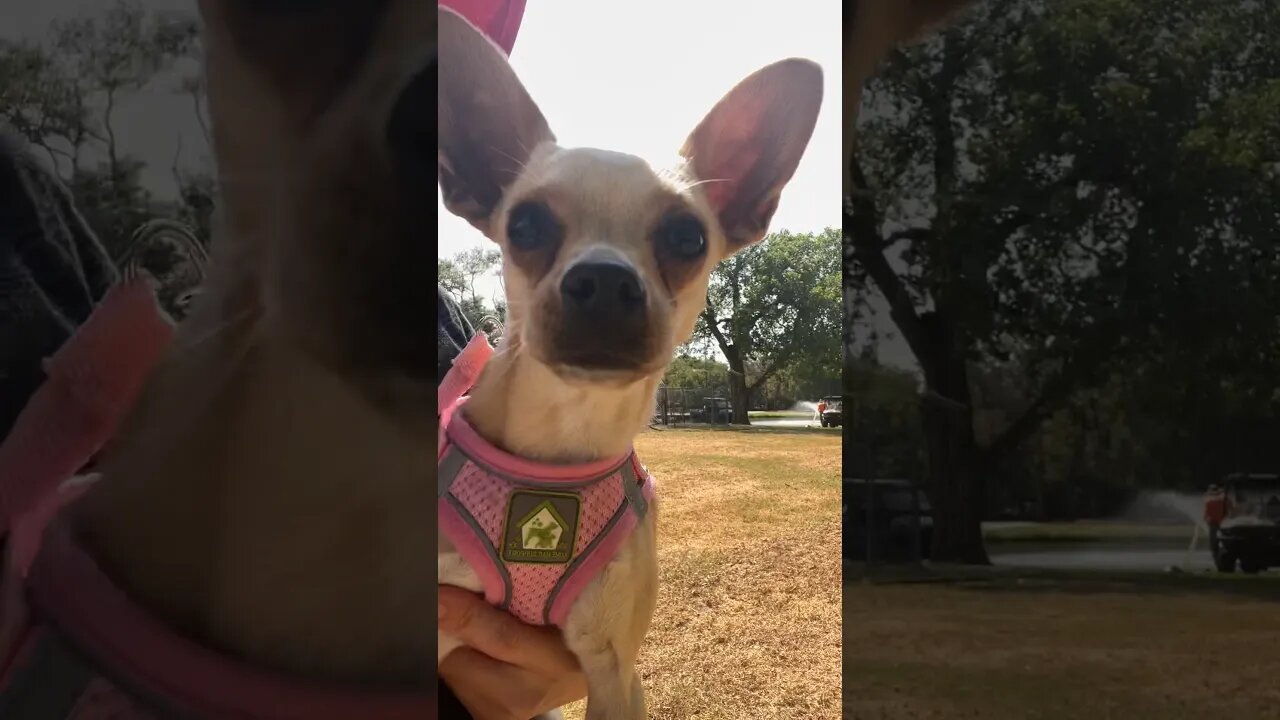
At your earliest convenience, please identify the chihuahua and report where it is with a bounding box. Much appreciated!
[0,1,451,717]
[72,0,441,693]
[437,8,821,719]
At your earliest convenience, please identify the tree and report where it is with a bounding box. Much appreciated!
[437,247,504,337]
[846,0,1280,562]
[48,1,198,184]
[662,355,730,395]
[843,357,925,481]
[170,71,217,249]
[0,42,82,168]
[699,228,842,424]
[451,247,502,303]
[0,0,203,264]
[437,257,468,300]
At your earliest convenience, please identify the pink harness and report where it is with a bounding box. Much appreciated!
[437,336,656,627]
[0,279,436,718]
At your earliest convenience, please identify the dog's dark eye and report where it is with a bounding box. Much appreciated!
[506,201,561,251]
[657,213,707,260]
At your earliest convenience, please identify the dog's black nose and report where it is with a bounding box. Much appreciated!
[552,260,653,371]
[560,261,646,319]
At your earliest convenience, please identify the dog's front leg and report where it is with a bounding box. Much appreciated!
[562,511,658,720]
[438,536,483,662]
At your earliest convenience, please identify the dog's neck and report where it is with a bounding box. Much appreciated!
[460,333,661,464]
[75,274,441,687]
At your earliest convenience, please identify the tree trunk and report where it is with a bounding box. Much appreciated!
[922,394,988,564]
[725,347,751,425]
[919,313,990,564]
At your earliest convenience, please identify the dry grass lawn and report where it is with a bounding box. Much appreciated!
[564,427,842,720]
[844,575,1280,719]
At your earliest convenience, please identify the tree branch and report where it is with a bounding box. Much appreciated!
[748,345,798,393]
[977,179,1164,465]
[189,85,211,149]
[845,158,932,369]
[103,84,120,181]
[702,306,733,359]
[978,319,1122,465]
[170,133,184,189]
[33,140,72,176]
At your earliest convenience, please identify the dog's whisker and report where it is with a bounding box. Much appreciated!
[488,144,531,174]
[681,176,731,190]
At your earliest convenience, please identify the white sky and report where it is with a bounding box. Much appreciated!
[6,1,911,369]
[438,0,842,305]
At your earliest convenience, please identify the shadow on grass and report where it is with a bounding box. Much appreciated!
[844,561,1280,602]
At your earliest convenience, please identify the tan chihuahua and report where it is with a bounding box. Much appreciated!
[74,0,443,690]
[437,8,821,719]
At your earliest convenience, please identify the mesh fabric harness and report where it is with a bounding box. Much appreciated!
[437,334,656,627]
[0,280,436,719]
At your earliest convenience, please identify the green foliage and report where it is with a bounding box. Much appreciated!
[849,0,1280,537]
[862,0,1278,373]
[854,0,1280,474]
[662,355,730,396]
[843,359,925,479]
[698,227,842,393]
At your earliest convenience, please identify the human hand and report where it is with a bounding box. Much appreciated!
[438,586,587,720]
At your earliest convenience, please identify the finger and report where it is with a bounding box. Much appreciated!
[441,647,586,719]
[438,586,578,670]
[439,647,521,720]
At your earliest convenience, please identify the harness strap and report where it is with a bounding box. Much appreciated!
[0,279,172,546]
[437,433,655,627]
[437,332,493,417]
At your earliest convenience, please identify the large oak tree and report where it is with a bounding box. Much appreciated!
[846,0,1280,562]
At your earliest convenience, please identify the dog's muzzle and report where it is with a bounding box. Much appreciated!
[550,258,655,373]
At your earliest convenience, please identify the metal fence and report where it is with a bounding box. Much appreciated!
[653,386,733,426]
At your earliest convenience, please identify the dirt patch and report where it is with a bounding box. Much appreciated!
[564,428,842,719]
[844,582,1280,719]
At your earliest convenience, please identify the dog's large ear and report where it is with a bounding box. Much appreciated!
[681,59,822,254]
[438,7,555,234]
[844,0,973,195]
